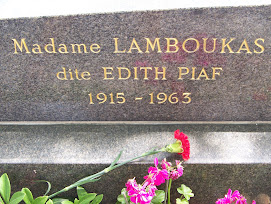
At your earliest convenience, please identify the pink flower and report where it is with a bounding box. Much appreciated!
[129,188,153,204]
[126,178,139,191]
[216,189,256,204]
[126,178,157,204]
[147,183,157,197]
[161,158,172,170]
[169,160,183,180]
[144,158,169,186]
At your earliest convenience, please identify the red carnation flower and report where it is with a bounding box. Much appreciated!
[165,130,190,161]
[174,130,190,161]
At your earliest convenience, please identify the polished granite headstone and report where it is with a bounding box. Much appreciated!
[0,5,270,204]
[0,5,270,121]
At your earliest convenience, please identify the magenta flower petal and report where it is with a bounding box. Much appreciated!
[154,157,159,167]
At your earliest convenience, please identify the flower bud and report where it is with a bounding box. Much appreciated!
[165,140,184,153]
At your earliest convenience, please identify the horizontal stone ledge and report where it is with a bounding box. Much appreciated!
[0,121,270,125]
[0,124,270,164]
[0,122,270,132]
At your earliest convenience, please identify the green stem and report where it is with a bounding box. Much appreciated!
[164,179,169,204]
[109,149,163,171]
[167,179,172,204]
[122,189,129,204]
[48,148,165,199]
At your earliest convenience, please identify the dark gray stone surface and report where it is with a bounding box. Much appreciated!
[0,5,270,121]
[0,164,270,204]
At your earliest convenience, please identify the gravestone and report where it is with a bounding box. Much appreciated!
[0,5,270,204]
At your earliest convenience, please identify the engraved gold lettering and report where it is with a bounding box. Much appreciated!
[178,67,189,80]
[221,38,235,53]
[127,38,143,53]
[236,39,252,54]
[191,67,196,80]
[103,67,114,80]
[113,38,126,53]
[118,67,131,80]
[68,69,74,80]
[44,38,57,53]
[178,67,221,80]
[182,38,200,53]
[145,38,162,53]
[182,93,191,104]
[56,67,67,80]
[254,38,265,53]
[12,38,31,54]
[74,69,82,80]
[97,93,107,104]
[71,44,88,53]
[57,67,91,80]
[154,67,166,80]
[81,72,91,80]
[89,92,126,104]
[88,93,94,104]
[58,44,68,53]
[32,44,43,54]
[165,38,179,53]
[140,67,152,80]
[149,93,154,104]
[212,67,223,80]
[109,93,115,104]
[157,93,167,104]
[134,67,139,80]
[168,93,178,104]
[116,93,126,104]
[203,38,217,53]
[148,92,192,104]
[196,68,210,80]
[90,44,101,53]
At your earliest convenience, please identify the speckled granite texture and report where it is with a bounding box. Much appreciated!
[0,124,270,203]
[0,5,270,204]
[0,164,270,204]
[0,5,270,121]
[0,123,270,164]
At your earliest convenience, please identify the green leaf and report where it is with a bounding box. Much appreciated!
[117,188,130,204]
[90,194,103,204]
[22,188,34,204]
[177,185,194,201]
[33,196,48,204]
[77,186,88,200]
[9,191,25,204]
[0,173,11,203]
[0,196,4,203]
[117,194,126,204]
[78,193,96,204]
[52,198,71,204]
[46,199,54,204]
[150,190,165,204]
[176,198,189,204]
[109,151,123,168]
[61,201,73,204]
[74,198,79,204]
